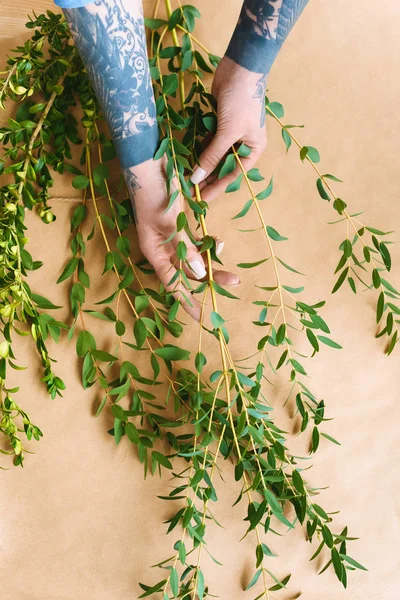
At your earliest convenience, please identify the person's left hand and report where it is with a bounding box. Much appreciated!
[125,156,239,321]
[190,55,268,203]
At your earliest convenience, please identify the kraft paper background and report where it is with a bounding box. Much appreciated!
[0,1,399,599]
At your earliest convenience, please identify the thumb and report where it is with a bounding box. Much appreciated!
[190,130,235,185]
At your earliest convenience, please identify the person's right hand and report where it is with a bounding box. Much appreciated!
[126,156,240,321]
[190,55,268,203]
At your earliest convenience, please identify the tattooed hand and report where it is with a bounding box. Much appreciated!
[190,55,268,203]
[125,157,239,321]
[63,0,239,320]
[190,0,309,201]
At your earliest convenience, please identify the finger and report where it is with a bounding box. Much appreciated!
[200,144,265,204]
[190,129,237,186]
[214,269,240,287]
[152,256,202,321]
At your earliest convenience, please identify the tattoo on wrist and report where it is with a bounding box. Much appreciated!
[124,167,141,224]
[253,73,268,127]
[64,0,159,169]
[225,0,309,74]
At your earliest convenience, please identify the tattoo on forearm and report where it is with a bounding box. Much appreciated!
[124,167,141,224]
[226,0,310,74]
[64,0,159,169]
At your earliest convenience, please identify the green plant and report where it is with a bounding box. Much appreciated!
[1,2,395,597]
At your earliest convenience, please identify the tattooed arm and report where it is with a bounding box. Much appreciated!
[60,0,238,319]
[191,0,310,202]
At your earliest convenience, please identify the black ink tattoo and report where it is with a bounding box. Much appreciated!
[226,0,309,74]
[64,0,159,168]
[253,73,268,127]
[124,167,141,224]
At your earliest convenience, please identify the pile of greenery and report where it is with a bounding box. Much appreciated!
[1,3,397,597]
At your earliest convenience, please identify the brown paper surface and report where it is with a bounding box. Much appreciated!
[1,1,399,599]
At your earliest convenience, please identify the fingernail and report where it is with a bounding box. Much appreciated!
[189,260,207,279]
[190,167,207,185]
[216,240,225,257]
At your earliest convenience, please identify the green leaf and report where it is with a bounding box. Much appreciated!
[277,257,305,275]
[316,178,330,200]
[218,154,236,179]
[194,50,212,73]
[311,425,320,452]
[134,318,147,348]
[282,128,292,151]
[154,136,170,160]
[76,330,96,357]
[323,173,343,182]
[168,7,182,29]
[321,432,341,446]
[154,345,190,361]
[114,418,122,445]
[203,115,216,132]
[245,569,262,591]
[116,235,130,257]
[118,267,134,290]
[313,503,329,521]
[292,469,305,494]
[138,579,168,598]
[256,177,273,199]
[152,451,173,470]
[170,566,179,595]
[91,350,118,362]
[316,335,342,350]
[379,243,391,271]
[333,197,347,214]
[302,146,320,163]
[31,293,61,310]
[322,525,334,548]
[195,351,207,373]
[282,285,304,294]
[225,174,243,193]
[71,204,87,229]
[144,17,166,29]
[331,547,343,581]
[340,554,368,571]
[111,404,125,421]
[306,328,319,352]
[72,175,90,190]
[93,163,109,187]
[125,421,140,444]
[343,239,352,258]
[197,569,205,600]
[176,240,187,260]
[57,257,78,284]
[237,258,268,269]
[247,168,264,182]
[372,268,381,289]
[266,225,287,242]
[268,574,291,592]
[290,358,306,375]
[237,143,252,157]
[232,199,253,220]
[276,323,286,345]
[162,73,178,96]
[267,102,284,118]
[265,489,282,514]
[182,48,194,71]
[211,311,225,329]
[212,281,240,300]
[331,267,349,294]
